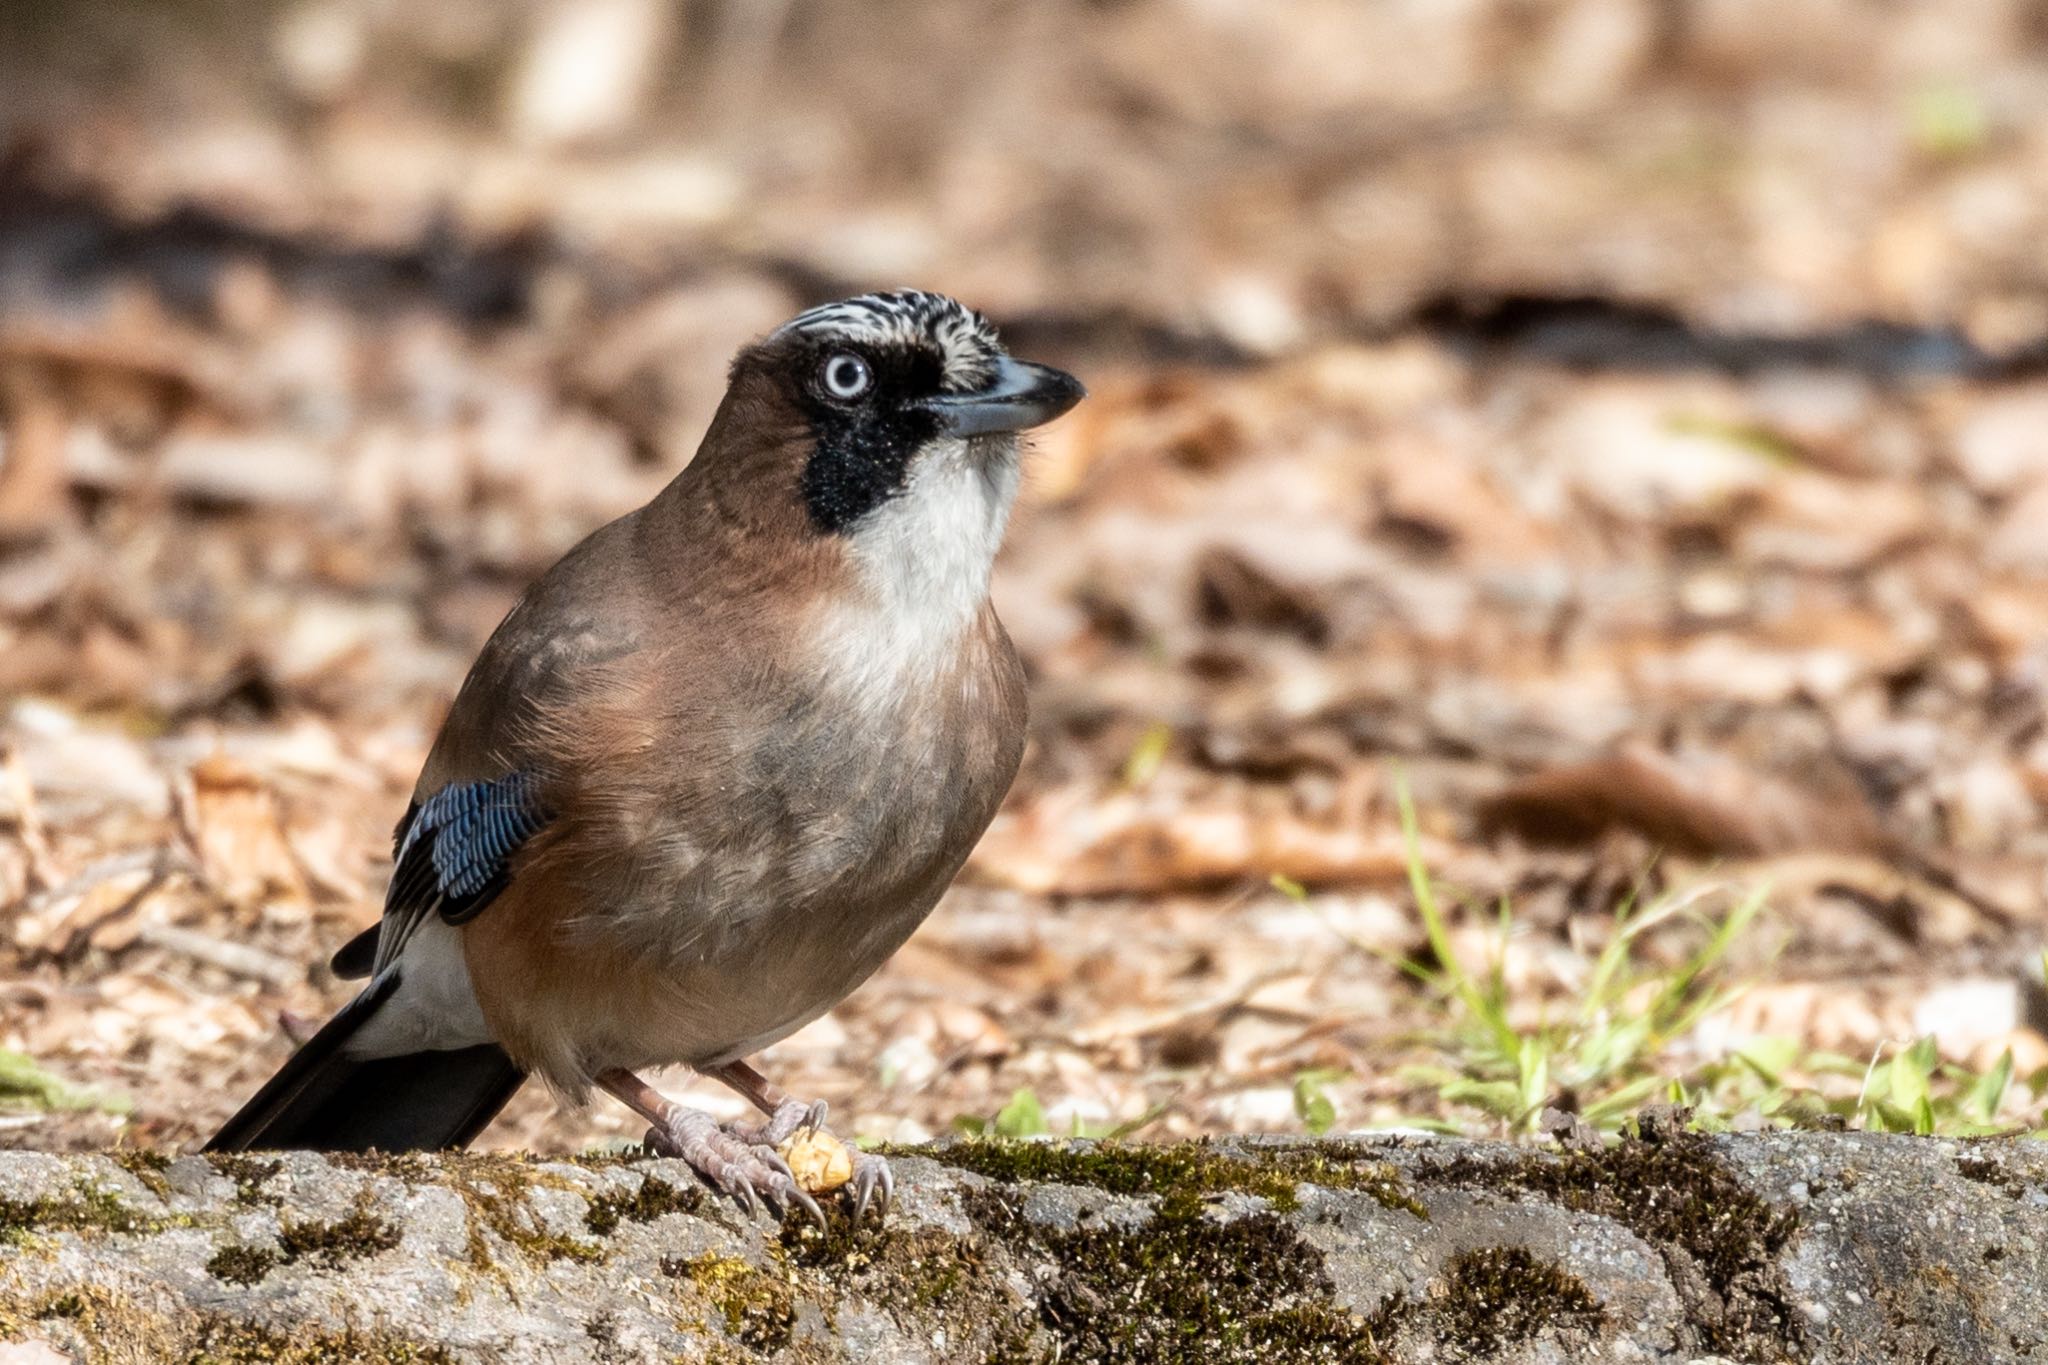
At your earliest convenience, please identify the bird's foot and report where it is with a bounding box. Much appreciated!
[724,1098,891,1223]
[691,1064,894,1223]
[642,1108,824,1227]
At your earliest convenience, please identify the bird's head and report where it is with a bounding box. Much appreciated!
[691,291,1083,637]
[707,290,1083,536]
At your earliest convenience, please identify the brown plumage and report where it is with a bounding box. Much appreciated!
[207,291,1082,1218]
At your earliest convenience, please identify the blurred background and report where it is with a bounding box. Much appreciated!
[4,0,2048,1152]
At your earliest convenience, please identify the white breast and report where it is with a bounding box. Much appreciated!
[815,434,1020,696]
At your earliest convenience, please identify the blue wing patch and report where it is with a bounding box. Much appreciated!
[388,772,551,930]
[423,773,550,913]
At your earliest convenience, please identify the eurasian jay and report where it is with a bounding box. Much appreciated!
[206,291,1086,1220]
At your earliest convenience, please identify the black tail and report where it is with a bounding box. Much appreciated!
[206,976,525,1153]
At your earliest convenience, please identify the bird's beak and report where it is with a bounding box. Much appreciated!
[922,357,1086,437]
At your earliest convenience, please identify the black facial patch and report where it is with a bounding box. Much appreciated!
[790,339,949,535]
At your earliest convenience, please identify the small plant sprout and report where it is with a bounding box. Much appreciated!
[1369,774,2048,1139]
[954,1088,1168,1141]
[1121,722,1173,789]
[1292,1069,1345,1136]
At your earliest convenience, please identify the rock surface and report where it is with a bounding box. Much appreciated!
[0,1130,2043,1363]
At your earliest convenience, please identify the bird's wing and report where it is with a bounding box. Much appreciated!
[363,771,553,978]
[329,506,656,984]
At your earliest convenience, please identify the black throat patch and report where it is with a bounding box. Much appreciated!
[794,342,948,535]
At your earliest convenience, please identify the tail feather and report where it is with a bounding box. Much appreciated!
[207,976,524,1153]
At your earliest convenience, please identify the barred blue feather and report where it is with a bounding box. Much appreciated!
[419,773,550,912]
[367,772,551,975]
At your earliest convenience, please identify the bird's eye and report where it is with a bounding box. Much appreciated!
[820,352,872,401]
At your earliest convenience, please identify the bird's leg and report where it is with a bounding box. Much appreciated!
[704,1059,894,1221]
[705,1058,828,1145]
[596,1068,822,1226]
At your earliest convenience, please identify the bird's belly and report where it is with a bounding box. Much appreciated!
[467,675,1019,1093]
[600,858,954,1071]
[469,816,967,1090]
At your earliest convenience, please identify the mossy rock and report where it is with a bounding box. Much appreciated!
[0,1134,2042,1362]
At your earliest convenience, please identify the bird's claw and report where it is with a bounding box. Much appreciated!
[737,1097,829,1148]
[849,1150,893,1224]
[641,1112,824,1228]
[801,1100,829,1137]
[739,1162,826,1230]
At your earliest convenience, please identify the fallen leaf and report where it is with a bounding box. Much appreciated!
[973,786,1414,896]
[1478,743,1887,858]
[186,754,313,909]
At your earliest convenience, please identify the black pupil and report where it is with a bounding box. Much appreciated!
[829,357,865,394]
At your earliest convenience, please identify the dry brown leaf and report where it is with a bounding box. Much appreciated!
[972,787,1413,896]
[1477,743,1887,859]
[1194,545,1328,643]
[7,850,162,955]
[0,368,71,538]
[0,322,241,423]
[187,754,313,909]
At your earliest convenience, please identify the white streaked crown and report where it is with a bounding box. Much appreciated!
[774,290,1001,392]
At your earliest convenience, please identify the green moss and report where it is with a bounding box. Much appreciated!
[782,1222,982,1320]
[276,1207,401,1267]
[36,1292,89,1320]
[336,1149,637,1182]
[585,1174,703,1236]
[1291,1140,1431,1219]
[111,1149,173,1198]
[205,1244,282,1287]
[0,1178,161,1244]
[439,1155,605,1269]
[1955,1154,2031,1200]
[205,1205,399,1286]
[1429,1246,1605,1357]
[667,1253,798,1352]
[908,1138,1431,1362]
[769,1215,1041,1358]
[1425,1128,1802,1360]
[781,1224,967,1311]
[1860,1255,2005,1361]
[917,1138,1424,1218]
[2,1285,455,1364]
[322,1150,605,1270]
[184,1314,460,1364]
[203,1154,282,1206]
[559,1147,658,1169]
[959,1184,1388,1364]
[321,1150,433,1178]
